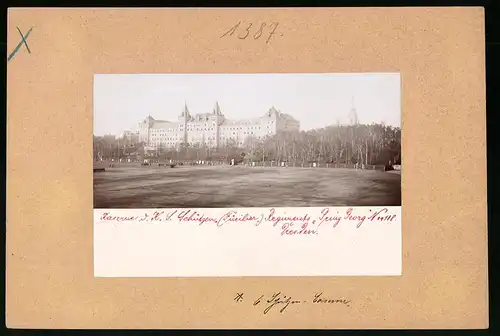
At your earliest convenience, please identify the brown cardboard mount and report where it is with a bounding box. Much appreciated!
[6,7,487,329]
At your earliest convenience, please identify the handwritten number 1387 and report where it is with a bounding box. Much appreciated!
[221,22,281,44]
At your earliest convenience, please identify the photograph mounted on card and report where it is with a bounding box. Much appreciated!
[93,73,402,277]
[7,7,487,329]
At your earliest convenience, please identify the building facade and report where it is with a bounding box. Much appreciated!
[120,131,140,146]
[134,102,300,149]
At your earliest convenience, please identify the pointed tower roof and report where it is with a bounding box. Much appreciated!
[213,101,222,115]
[349,96,359,125]
[267,105,280,117]
[144,114,155,125]
[180,101,191,117]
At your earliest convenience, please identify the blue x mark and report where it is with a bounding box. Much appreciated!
[8,26,33,62]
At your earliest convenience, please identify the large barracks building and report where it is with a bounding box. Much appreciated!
[133,102,300,149]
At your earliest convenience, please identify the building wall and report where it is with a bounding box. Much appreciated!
[120,131,139,146]
[135,104,299,149]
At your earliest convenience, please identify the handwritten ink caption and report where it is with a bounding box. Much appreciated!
[220,21,283,44]
[98,207,398,237]
[234,292,351,315]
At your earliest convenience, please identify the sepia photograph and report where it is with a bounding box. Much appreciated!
[93,73,401,208]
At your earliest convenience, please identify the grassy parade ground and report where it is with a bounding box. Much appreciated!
[93,165,401,208]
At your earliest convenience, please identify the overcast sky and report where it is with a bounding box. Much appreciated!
[94,73,400,136]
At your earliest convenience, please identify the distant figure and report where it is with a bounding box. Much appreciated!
[231,158,235,166]
[385,160,394,172]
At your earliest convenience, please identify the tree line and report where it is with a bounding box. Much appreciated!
[94,123,401,166]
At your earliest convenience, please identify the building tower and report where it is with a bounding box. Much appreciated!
[179,101,191,144]
[347,97,359,165]
[348,96,359,126]
[146,114,154,146]
[213,101,222,116]
[212,101,224,148]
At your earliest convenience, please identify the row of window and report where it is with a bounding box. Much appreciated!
[147,122,275,133]
[149,130,267,139]
[149,134,266,143]
[149,132,274,142]
[150,129,268,137]
[222,126,263,131]
[152,137,180,141]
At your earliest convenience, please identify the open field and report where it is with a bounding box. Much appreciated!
[93,165,401,208]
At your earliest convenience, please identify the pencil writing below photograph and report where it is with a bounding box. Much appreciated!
[93,73,402,277]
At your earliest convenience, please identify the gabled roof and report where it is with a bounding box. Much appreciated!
[264,106,281,118]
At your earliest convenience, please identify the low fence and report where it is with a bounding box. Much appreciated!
[95,159,228,167]
[96,159,387,171]
[246,161,386,171]
[175,160,226,166]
